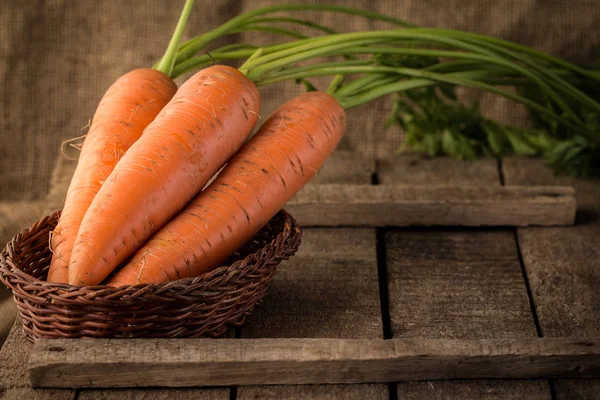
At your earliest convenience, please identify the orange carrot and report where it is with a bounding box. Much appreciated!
[68,65,260,286]
[108,91,345,286]
[47,69,177,283]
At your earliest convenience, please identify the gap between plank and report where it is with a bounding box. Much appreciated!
[497,158,506,186]
[515,232,544,338]
[548,379,558,400]
[501,156,554,398]
[376,229,393,340]
[374,163,398,400]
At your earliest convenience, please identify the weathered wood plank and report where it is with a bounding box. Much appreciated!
[382,156,549,399]
[378,155,500,185]
[237,384,388,400]
[1,320,37,389]
[387,231,538,339]
[395,380,550,400]
[504,158,600,336]
[77,388,229,400]
[29,337,600,388]
[241,228,382,339]
[309,150,375,185]
[503,156,600,399]
[0,387,74,400]
[286,184,575,227]
[0,320,75,399]
[238,227,386,398]
[237,145,385,397]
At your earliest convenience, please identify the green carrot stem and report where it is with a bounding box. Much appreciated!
[327,74,346,94]
[240,30,506,76]
[447,39,600,113]
[430,28,600,82]
[334,73,392,97]
[174,4,413,65]
[249,17,338,34]
[255,63,594,139]
[245,34,589,124]
[232,25,308,39]
[154,0,195,77]
[336,67,598,143]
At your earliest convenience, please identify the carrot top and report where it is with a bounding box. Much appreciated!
[162,3,599,175]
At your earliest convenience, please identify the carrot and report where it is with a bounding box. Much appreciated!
[107,91,345,286]
[47,0,197,283]
[67,65,260,286]
[47,69,177,283]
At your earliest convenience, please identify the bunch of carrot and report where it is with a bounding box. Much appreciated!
[47,2,357,286]
[47,1,600,286]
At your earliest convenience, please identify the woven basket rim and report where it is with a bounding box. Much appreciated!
[0,209,300,296]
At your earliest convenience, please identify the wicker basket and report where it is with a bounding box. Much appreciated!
[0,210,301,342]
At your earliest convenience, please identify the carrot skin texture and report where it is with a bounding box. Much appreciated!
[47,68,177,283]
[108,91,345,286]
[68,65,260,286]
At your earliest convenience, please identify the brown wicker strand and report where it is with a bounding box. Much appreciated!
[0,210,301,342]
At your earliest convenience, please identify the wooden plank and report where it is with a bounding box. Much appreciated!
[286,184,575,227]
[28,337,600,388]
[309,150,375,185]
[382,156,549,399]
[241,228,382,339]
[0,320,74,400]
[395,380,550,400]
[503,156,600,400]
[238,227,386,398]
[77,388,229,400]
[378,155,500,185]
[238,147,384,397]
[0,387,74,400]
[387,231,538,339]
[237,384,387,400]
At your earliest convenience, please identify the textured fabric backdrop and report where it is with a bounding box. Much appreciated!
[0,0,599,244]
[1,0,599,203]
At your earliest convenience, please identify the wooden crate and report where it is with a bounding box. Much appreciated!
[2,153,599,399]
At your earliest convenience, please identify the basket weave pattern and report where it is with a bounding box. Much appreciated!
[0,210,301,342]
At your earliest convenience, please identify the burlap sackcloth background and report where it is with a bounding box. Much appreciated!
[0,0,599,343]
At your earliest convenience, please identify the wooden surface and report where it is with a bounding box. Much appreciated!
[29,337,600,388]
[287,184,576,227]
[381,156,552,399]
[503,157,600,400]
[2,155,598,398]
[0,320,75,400]
[386,231,537,339]
[238,152,387,398]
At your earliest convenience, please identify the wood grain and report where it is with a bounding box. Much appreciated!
[76,388,229,400]
[0,387,74,400]
[309,151,375,185]
[240,228,382,339]
[0,320,74,399]
[503,157,600,400]
[382,156,550,399]
[237,384,387,400]
[236,147,385,397]
[29,337,600,388]
[387,231,538,339]
[395,380,550,400]
[286,184,576,227]
[378,155,500,186]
